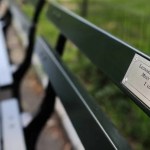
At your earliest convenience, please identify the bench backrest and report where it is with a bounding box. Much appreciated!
[35,36,131,150]
[2,0,149,149]
[34,2,150,149]
[47,3,150,115]
[28,2,149,149]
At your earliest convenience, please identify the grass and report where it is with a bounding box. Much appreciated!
[85,1,150,54]
[21,2,59,47]
[21,0,150,149]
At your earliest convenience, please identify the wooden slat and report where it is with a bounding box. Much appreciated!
[35,37,131,150]
[46,2,150,115]
[1,98,26,150]
[0,22,13,87]
[46,2,135,83]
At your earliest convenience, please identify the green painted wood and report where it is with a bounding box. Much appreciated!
[46,3,148,83]
[35,37,132,150]
[46,2,150,115]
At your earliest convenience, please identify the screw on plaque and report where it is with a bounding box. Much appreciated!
[123,77,128,83]
[134,56,138,62]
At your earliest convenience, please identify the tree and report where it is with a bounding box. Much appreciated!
[80,0,89,17]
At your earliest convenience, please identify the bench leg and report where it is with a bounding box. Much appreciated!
[24,81,56,150]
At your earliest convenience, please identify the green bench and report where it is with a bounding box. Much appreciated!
[1,0,150,150]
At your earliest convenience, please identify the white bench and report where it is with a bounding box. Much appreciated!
[0,14,25,149]
[0,22,13,87]
[0,0,46,149]
[1,99,26,150]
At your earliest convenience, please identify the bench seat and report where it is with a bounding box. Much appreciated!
[1,98,26,150]
[0,22,13,87]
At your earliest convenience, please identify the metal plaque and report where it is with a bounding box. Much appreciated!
[122,54,150,108]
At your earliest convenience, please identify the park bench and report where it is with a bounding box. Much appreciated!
[0,0,25,89]
[0,22,13,87]
[1,0,150,150]
[0,0,39,91]
[0,0,46,150]
[0,0,43,94]
[0,2,13,87]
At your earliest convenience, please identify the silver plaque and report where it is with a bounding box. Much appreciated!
[122,54,150,108]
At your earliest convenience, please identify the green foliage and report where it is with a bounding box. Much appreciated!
[21,2,59,47]
[87,1,150,55]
